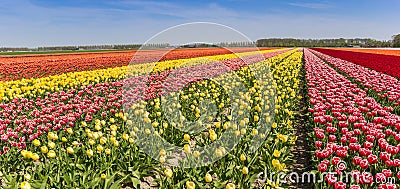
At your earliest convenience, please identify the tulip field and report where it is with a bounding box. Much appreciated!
[306,48,400,189]
[1,47,400,189]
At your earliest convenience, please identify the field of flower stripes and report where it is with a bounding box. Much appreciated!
[0,48,304,189]
[0,48,274,81]
[1,47,400,189]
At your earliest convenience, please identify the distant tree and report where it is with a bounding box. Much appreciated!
[393,34,400,47]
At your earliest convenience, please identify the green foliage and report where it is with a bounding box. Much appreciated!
[393,34,400,47]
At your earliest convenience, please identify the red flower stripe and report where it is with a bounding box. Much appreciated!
[311,48,400,78]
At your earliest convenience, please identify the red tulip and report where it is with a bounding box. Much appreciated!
[334,182,346,189]
[318,163,327,172]
[315,141,323,148]
[380,152,391,162]
[359,159,369,169]
[331,157,341,165]
[349,185,361,189]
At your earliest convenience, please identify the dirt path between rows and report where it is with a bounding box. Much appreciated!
[289,56,314,189]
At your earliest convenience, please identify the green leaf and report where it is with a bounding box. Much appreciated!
[109,175,129,189]
[130,177,140,189]
[87,177,101,189]
[39,176,49,189]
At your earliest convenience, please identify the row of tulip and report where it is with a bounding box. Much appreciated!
[310,49,400,110]
[0,49,287,102]
[1,49,302,188]
[128,50,303,188]
[0,48,269,81]
[329,48,400,57]
[305,48,400,188]
[312,48,400,78]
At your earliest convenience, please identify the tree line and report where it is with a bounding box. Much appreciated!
[256,38,396,47]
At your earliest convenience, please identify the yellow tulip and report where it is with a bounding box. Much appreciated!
[186,181,195,189]
[164,168,173,178]
[33,139,40,147]
[242,167,249,175]
[122,133,129,141]
[20,181,31,189]
[215,148,223,157]
[24,173,31,181]
[254,115,259,122]
[95,124,101,131]
[252,129,258,136]
[215,122,221,128]
[159,149,166,156]
[272,159,281,169]
[67,147,74,154]
[223,122,230,130]
[41,146,48,154]
[159,156,166,163]
[277,134,288,143]
[183,134,190,142]
[86,149,94,157]
[193,151,200,158]
[145,128,151,135]
[72,141,79,146]
[184,144,191,154]
[113,140,119,147]
[110,124,117,131]
[205,173,212,183]
[97,145,104,153]
[109,118,115,123]
[81,121,87,127]
[273,150,281,158]
[47,150,56,158]
[240,154,246,161]
[226,183,235,189]
[209,130,217,141]
[21,150,29,158]
[126,120,133,126]
[31,153,40,161]
[66,128,73,134]
[152,122,159,127]
[105,148,111,155]
[100,137,107,144]
[48,141,55,149]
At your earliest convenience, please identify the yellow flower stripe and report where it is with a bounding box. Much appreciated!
[0,49,281,101]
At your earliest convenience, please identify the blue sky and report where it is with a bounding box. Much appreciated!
[0,0,399,47]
